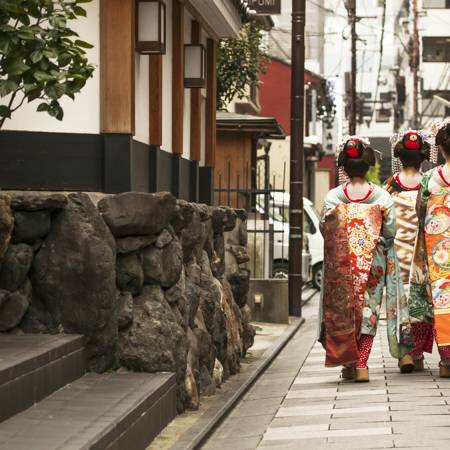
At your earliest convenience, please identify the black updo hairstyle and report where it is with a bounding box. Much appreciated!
[393,131,430,170]
[337,138,376,179]
[435,121,450,158]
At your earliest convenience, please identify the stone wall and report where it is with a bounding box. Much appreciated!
[0,192,254,412]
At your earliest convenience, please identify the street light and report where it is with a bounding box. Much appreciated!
[135,0,166,55]
[184,44,206,88]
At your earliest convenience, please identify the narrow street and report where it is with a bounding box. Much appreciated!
[1,1,450,449]
[203,296,450,450]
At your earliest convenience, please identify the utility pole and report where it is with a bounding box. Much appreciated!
[345,1,376,134]
[288,0,305,317]
[411,0,419,128]
[349,0,357,135]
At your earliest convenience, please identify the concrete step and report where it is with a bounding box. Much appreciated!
[0,371,177,450]
[0,334,86,423]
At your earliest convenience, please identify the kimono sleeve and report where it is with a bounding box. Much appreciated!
[415,172,432,228]
[409,181,432,319]
[319,191,339,235]
[380,195,396,249]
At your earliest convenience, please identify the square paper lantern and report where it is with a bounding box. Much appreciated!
[184,44,206,88]
[136,0,166,54]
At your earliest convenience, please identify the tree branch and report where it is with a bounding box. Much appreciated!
[0,89,19,129]
[10,92,27,114]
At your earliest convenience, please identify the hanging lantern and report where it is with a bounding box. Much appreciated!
[136,0,166,55]
[184,44,206,88]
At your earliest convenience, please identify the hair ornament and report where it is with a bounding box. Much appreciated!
[336,135,373,184]
[390,129,432,149]
[435,117,450,133]
[390,129,433,171]
[337,135,371,155]
[345,139,360,158]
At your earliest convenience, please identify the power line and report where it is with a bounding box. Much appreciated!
[368,0,386,126]
[307,0,333,13]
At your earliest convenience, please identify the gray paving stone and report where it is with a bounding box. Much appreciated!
[392,423,450,435]
[394,447,447,450]
[257,437,327,449]
[329,420,392,430]
[394,436,450,448]
[202,436,263,450]
[269,415,331,428]
[213,415,274,439]
[229,397,284,418]
[332,396,389,407]
[389,414,450,425]
[283,397,338,407]
[389,405,450,414]
[325,435,395,448]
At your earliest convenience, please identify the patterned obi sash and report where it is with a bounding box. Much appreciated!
[392,191,419,283]
[322,203,382,366]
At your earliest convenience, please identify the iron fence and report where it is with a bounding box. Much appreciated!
[214,159,288,279]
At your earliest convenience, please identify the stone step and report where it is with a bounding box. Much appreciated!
[0,371,177,450]
[0,334,86,423]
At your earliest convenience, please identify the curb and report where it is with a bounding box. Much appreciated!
[177,293,315,450]
[301,286,318,306]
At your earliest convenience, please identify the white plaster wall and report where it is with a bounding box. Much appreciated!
[182,11,193,159]
[420,7,450,37]
[200,28,207,165]
[201,94,206,165]
[3,1,100,134]
[161,0,173,153]
[269,137,290,192]
[419,8,450,94]
[135,54,150,144]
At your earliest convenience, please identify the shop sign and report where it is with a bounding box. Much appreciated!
[248,0,281,15]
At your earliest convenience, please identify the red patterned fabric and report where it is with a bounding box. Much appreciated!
[356,334,374,369]
[439,345,450,364]
[322,204,382,367]
[437,327,450,364]
[409,321,450,364]
[410,322,434,359]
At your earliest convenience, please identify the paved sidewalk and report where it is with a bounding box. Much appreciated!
[203,296,450,449]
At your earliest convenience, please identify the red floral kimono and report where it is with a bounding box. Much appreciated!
[320,185,413,367]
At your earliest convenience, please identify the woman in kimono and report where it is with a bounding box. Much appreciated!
[413,120,450,377]
[320,136,413,382]
[383,130,432,371]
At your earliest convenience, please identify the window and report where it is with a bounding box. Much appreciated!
[304,212,316,234]
[376,109,391,122]
[423,0,450,8]
[423,37,450,62]
[379,92,393,102]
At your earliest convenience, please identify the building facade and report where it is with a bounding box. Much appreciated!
[401,0,450,129]
[0,0,250,202]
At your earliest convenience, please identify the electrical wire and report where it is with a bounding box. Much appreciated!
[420,67,450,126]
[307,0,333,13]
[420,64,449,117]
[368,0,387,126]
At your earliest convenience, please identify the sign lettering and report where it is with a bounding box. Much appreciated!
[247,0,281,15]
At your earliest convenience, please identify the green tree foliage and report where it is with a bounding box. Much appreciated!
[0,0,95,127]
[367,161,381,185]
[216,23,269,111]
